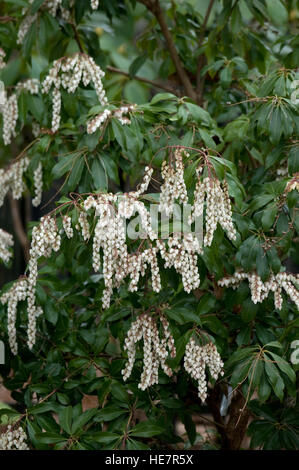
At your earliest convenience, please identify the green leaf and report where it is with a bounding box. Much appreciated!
[35,432,67,445]
[220,66,232,86]
[265,0,288,24]
[130,422,164,438]
[110,381,129,403]
[256,244,269,281]
[236,325,251,346]
[52,152,80,179]
[185,102,213,126]
[248,194,275,212]
[95,406,128,422]
[45,302,58,325]
[87,432,121,444]
[129,53,148,77]
[111,118,126,149]
[150,93,177,104]
[59,406,73,435]
[261,203,277,231]
[29,402,59,415]
[258,369,272,403]
[68,156,84,190]
[71,409,98,435]
[91,158,107,190]
[230,358,253,389]
[289,145,299,175]
[209,156,237,176]
[196,294,217,315]
[127,439,150,450]
[264,357,285,401]
[202,315,228,338]
[266,351,296,382]
[30,0,46,14]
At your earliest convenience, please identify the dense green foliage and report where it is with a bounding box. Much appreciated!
[0,0,298,450]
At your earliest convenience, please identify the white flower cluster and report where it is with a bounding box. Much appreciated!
[78,211,90,241]
[121,313,176,390]
[1,217,61,352]
[32,121,41,138]
[42,53,108,132]
[158,150,236,245]
[17,13,37,45]
[285,173,299,193]
[45,0,71,20]
[83,169,157,308]
[1,160,236,353]
[276,164,288,179]
[62,215,74,238]
[17,0,70,44]
[218,270,299,310]
[0,228,14,264]
[0,425,29,450]
[0,157,30,206]
[157,234,201,293]
[17,0,101,41]
[0,92,18,145]
[87,104,136,134]
[113,104,136,125]
[1,277,27,355]
[32,162,43,207]
[87,109,111,134]
[91,0,99,9]
[191,176,236,246]
[0,47,6,69]
[0,79,39,145]
[135,166,153,196]
[27,216,61,348]
[159,148,188,216]
[15,79,39,95]
[184,338,224,402]
[127,246,162,293]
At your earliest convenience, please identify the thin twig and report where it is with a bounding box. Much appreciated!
[106,65,182,96]
[196,0,216,98]
[138,0,197,101]
[71,23,84,53]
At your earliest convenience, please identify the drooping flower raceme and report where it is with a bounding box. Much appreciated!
[17,0,100,43]
[42,53,108,132]
[0,228,14,264]
[121,313,176,390]
[1,277,27,355]
[0,157,30,206]
[159,148,188,216]
[1,158,237,351]
[27,216,61,348]
[0,79,39,145]
[218,270,299,310]
[86,104,137,134]
[0,47,6,69]
[184,337,224,403]
[191,175,236,246]
[32,162,43,207]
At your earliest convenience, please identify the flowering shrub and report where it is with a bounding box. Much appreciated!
[0,0,298,451]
